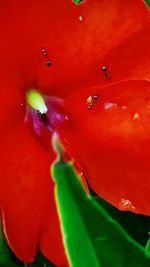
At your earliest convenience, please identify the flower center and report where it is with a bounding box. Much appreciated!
[26,89,66,148]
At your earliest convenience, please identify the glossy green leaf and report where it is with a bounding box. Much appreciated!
[90,189,150,247]
[72,0,83,4]
[145,237,150,253]
[51,139,150,267]
[144,0,150,7]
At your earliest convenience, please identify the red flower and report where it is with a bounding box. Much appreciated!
[0,0,149,266]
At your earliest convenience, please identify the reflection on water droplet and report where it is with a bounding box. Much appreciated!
[65,114,69,121]
[133,112,140,120]
[41,48,52,67]
[119,198,135,212]
[45,59,52,67]
[101,65,107,72]
[101,65,111,80]
[79,16,83,21]
[41,47,47,56]
[104,102,117,110]
[121,105,127,110]
[93,95,99,100]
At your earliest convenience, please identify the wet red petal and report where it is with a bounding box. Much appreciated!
[100,22,150,84]
[0,122,68,266]
[0,0,148,96]
[59,80,150,216]
[77,21,150,89]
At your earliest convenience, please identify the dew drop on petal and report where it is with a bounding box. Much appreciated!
[101,65,107,72]
[93,95,99,100]
[119,198,135,212]
[133,112,140,120]
[121,105,127,110]
[101,65,111,80]
[104,72,111,81]
[79,15,83,21]
[65,114,69,121]
[45,59,52,67]
[41,47,47,57]
[104,102,117,110]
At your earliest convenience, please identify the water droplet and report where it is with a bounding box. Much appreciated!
[101,65,107,72]
[45,59,52,67]
[104,72,111,80]
[87,95,93,110]
[65,114,69,121]
[121,105,127,110]
[133,112,140,120]
[93,95,99,100]
[101,65,111,80]
[79,16,83,21]
[119,198,135,212]
[104,102,117,110]
[41,47,47,57]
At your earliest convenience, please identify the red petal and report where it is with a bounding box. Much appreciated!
[0,0,148,96]
[100,22,150,84]
[0,123,68,266]
[59,80,150,216]
[40,195,69,267]
[0,81,24,143]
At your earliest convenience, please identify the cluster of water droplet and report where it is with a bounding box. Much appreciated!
[41,47,52,67]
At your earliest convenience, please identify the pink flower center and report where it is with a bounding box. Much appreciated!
[25,89,67,147]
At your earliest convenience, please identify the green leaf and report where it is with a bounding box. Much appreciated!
[0,221,25,267]
[72,0,83,4]
[35,251,57,267]
[144,0,150,8]
[90,190,150,247]
[145,237,150,253]
[51,140,150,267]
[0,221,16,266]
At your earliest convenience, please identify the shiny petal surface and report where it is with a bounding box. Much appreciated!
[59,80,150,216]
[79,21,150,88]
[0,123,68,266]
[0,0,149,96]
[99,22,150,84]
